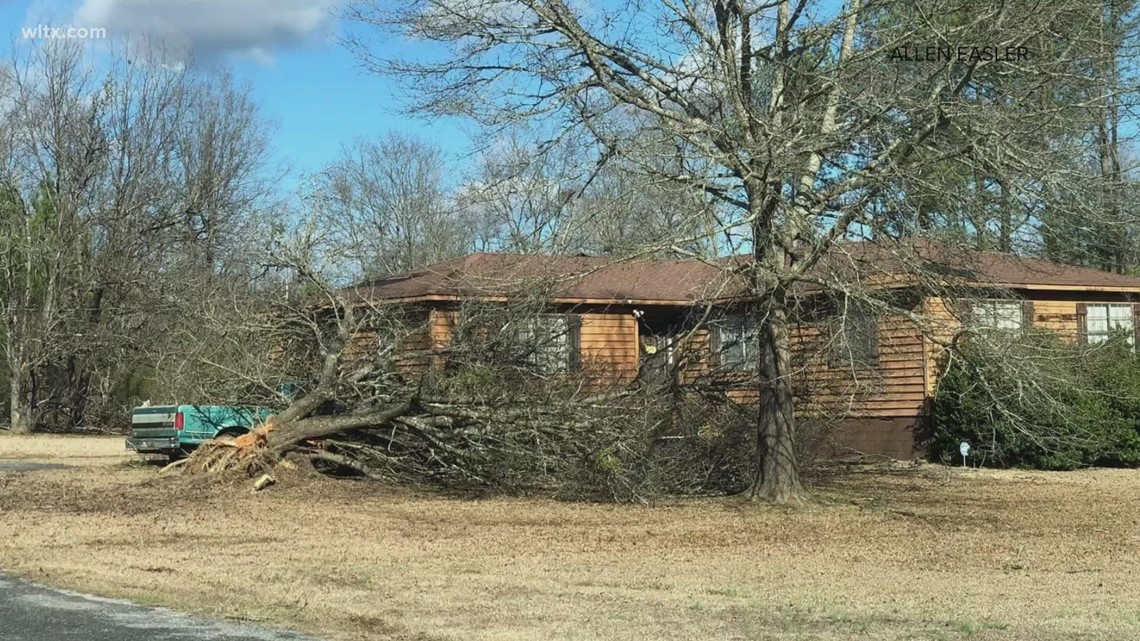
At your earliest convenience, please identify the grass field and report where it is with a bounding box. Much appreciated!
[1,434,1139,641]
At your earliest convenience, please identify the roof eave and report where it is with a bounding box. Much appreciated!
[349,281,1140,307]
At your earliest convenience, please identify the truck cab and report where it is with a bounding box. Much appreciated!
[127,404,273,459]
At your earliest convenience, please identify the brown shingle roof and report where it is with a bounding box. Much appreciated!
[344,253,739,304]
[346,242,1140,305]
[816,239,1140,291]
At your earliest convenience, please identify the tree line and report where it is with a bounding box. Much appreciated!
[0,39,709,436]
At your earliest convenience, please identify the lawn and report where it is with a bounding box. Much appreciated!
[1,434,1139,640]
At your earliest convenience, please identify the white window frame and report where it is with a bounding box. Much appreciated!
[1085,303,1134,346]
[971,300,1025,332]
[516,314,576,374]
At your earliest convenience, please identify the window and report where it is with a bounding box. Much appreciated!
[714,315,758,370]
[833,302,879,368]
[970,301,1025,331]
[515,314,580,373]
[1085,304,1134,345]
[639,334,678,384]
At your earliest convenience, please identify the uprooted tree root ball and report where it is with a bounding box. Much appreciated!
[178,422,279,477]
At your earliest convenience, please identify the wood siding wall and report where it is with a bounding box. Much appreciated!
[352,309,641,389]
[792,315,927,419]
[922,297,957,398]
[347,294,1128,429]
[673,316,926,419]
[342,309,436,377]
[1030,301,1081,340]
[677,329,712,386]
[579,313,639,386]
[429,310,459,372]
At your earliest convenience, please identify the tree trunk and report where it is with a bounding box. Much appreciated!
[750,291,804,504]
[67,356,91,430]
[998,179,1013,254]
[267,399,415,458]
[9,370,31,434]
[1096,1,1124,273]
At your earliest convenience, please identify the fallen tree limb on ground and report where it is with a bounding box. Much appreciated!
[179,383,755,501]
[177,278,756,500]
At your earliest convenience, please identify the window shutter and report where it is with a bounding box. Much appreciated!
[867,313,881,363]
[1076,303,1088,345]
[566,315,582,371]
[1022,300,1035,332]
[1133,303,1140,347]
[959,300,976,327]
[708,325,722,369]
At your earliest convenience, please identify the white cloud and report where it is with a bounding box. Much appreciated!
[72,0,342,64]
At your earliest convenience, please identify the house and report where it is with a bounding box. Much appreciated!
[342,242,1140,459]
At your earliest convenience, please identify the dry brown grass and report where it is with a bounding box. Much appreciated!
[0,432,133,466]
[2,435,1140,641]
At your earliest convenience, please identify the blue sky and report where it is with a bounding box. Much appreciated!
[1,0,472,192]
[241,43,474,190]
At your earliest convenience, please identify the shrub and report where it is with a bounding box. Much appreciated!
[930,330,1140,469]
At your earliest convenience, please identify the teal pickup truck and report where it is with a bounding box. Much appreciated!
[127,404,274,459]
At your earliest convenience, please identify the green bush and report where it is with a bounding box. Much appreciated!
[930,330,1140,469]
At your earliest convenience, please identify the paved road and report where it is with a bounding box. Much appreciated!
[0,573,321,641]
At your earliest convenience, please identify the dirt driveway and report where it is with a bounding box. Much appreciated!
[2,434,1139,641]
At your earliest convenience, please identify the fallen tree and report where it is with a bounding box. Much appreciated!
[184,381,754,501]
[175,239,753,500]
